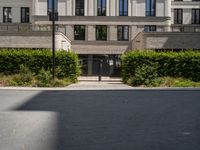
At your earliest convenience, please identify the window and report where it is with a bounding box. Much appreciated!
[119,0,128,16]
[146,0,156,16]
[174,9,183,24]
[144,25,156,32]
[3,7,12,23]
[96,25,107,41]
[97,0,106,16]
[76,0,84,16]
[117,25,129,41]
[192,9,200,24]
[21,7,30,23]
[74,25,85,40]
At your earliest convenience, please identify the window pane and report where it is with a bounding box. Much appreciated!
[74,25,85,40]
[96,25,107,41]
[119,0,128,16]
[144,25,156,32]
[146,0,156,16]
[97,0,106,16]
[118,25,129,41]
[76,0,84,16]
[21,7,30,23]
[3,7,12,23]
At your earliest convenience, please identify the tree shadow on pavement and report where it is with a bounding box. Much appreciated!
[14,90,200,150]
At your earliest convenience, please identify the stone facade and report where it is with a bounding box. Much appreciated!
[133,32,200,50]
[0,31,71,50]
[0,0,200,52]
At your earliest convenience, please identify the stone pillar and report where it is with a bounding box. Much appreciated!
[128,0,131,16]
[94,0,97,16]
[165,0,171,17]
[85,0,88,16]
[72,0,75,16]
[88,0,94,16]
[131,0,136,16]
[109,25,117,41]
[109,0,116,16]
[106,0,110,16]
[165,0,171,31]
[87,25,95,41]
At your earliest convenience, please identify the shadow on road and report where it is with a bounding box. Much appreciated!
[13,90,200,150]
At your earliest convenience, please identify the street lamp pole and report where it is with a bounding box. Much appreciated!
[52,0,56,80]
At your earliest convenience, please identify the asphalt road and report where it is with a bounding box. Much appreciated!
[0,89,200,150]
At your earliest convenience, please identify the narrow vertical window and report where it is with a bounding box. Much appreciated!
[74,25,85,40]
[117,25,129,41]
[3,7,12,23]
[174,9,183,24]
[21,7,30,23]
[75,0,84,16]
[192,9,200,24]
[96,25,107,41]
[119,0,128,16]
[146,0,156,16]
[97,0,106,16]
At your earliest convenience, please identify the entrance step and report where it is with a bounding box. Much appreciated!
[78,76,122,82]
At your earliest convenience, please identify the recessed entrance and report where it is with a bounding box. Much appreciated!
[79,54,121,77]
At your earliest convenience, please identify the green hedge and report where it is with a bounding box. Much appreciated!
[121,50,200,82]
[0,49,80,81]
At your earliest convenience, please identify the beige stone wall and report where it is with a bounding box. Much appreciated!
[0,31,71,50]
[0,0,32,23]
[133,32,200,50]
[71,41,131,54]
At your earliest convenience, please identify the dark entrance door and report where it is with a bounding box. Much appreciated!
[79,54,121,77]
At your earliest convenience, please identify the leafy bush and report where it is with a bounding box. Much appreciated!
[127,63,158,86]
[122,50,200,83]
[19,65,33,84]
[7,65,33,86]
[0,49,80,81]
[36,68,52,87]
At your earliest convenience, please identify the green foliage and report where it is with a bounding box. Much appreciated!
[8,65,33,86]
[19,65,33,84]
[0,49,80,81]
[157,77,200,87]
[127,63,158,86]
[51,78,71,87]
[122,50,200,84]
[36,68,52,87]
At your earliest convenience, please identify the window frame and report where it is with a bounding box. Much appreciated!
[174,8,183,24]
[74,25,86,40]
[75,0,85,16]
[96,25,107,41]
[3,7,12,23]
[144,25,157,32]
[97,0,106,16]
[146,0,156,16]
[21,7,30,23]
[192,9,200,24]
[119,0,128,16]
[117,25,129,41]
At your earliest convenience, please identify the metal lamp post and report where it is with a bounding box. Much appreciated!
[48,0,58,80]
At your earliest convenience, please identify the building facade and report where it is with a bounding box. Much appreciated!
[0,0,200,76]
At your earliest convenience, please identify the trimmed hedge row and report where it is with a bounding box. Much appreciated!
[121,50,200,82]
[0,49,80,80]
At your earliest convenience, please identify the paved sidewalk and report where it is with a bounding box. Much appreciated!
[67,81,133,90]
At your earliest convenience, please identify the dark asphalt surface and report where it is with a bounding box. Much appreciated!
[0,89,200,150]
